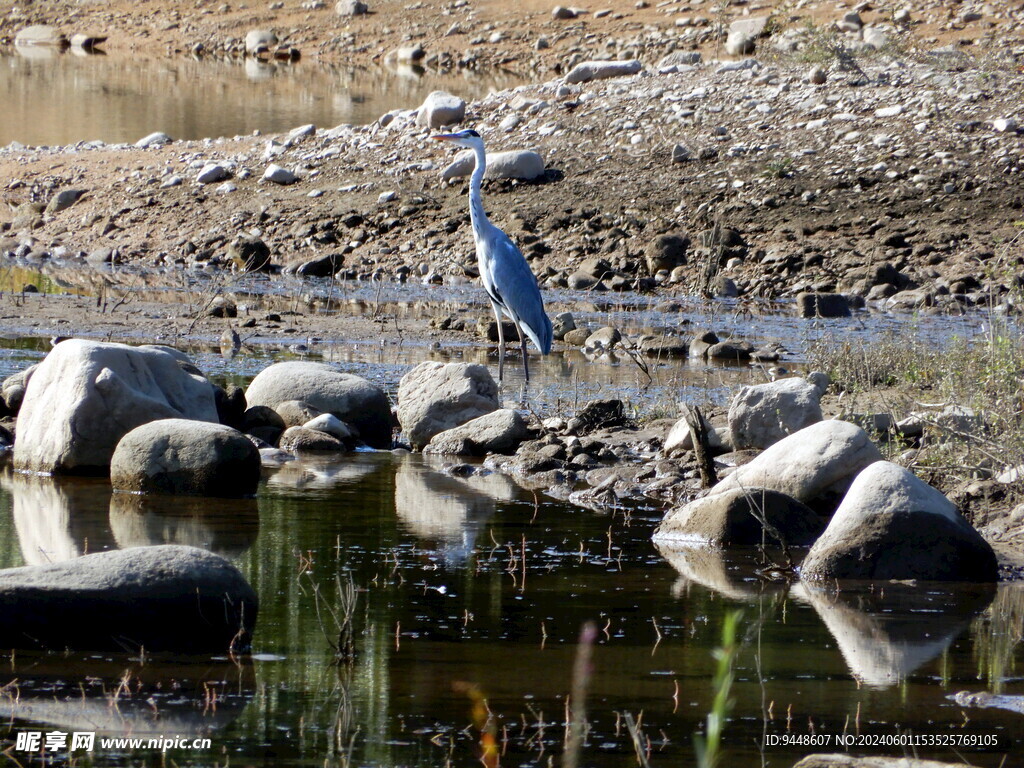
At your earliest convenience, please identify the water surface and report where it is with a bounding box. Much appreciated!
[0,456,1021,767]
[0,52,523,145]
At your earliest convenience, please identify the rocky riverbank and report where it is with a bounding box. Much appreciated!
[2,2,1023,309]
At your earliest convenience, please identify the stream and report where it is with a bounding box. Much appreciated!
[0,271,1021,766]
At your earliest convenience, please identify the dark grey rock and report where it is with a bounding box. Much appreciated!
[797,292,852,318]
[228,235,272,272]
[0,546,257,653]
[111,418,261,497]
[646,233,689,275]
[279,425,348,454]
[424,408,531,456]
[655,487,824,546]
[801,461,998,582]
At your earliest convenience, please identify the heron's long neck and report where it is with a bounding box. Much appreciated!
[468,142,489,239]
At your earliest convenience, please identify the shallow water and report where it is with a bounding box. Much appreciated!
[0,266,996,420]
[0,455,1022,767]
[0,52,523,145]
[0,273,1020,765]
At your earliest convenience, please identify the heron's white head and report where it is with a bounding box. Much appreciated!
[431,128,483,149]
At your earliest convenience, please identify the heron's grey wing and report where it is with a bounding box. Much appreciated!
[484,229,553,354]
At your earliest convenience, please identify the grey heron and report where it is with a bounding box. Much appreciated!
[432,129,553,383]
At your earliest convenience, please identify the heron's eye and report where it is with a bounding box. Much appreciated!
[465,130,480,138]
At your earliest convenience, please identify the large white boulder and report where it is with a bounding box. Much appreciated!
[244,29,277,54]
[244,362,392,448]
[397,362,499,450]
[800,461,998,581]
[441,149,546,181]
[110,419,261,497]
[14,25,66,47]
[14,340,219,475]
[415,90,466,129]
[728,376,824,450]
[707,420,882,506]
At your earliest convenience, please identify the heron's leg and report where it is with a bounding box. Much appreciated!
[512,317,530,384]
[490,300,505,382]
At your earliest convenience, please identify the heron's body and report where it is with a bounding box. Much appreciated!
[433,130,552,382]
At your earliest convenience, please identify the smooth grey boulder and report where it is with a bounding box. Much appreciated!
[725,16,768,55]
[708,420,882,507]
[1,362,38,414]
[424,408,530,456]
[275,399,324,428]
[110,419,260,497]
[14,340,219,475]
[244,28,277,54]
[279,425,348,454]
[663,416,732,455]
[801,461,998,582]
[15,25,66,47]
[551,311,576,340]
[397,362,499,450]
[416,90,466,129]
[390,44,425,64]
[336,0,368,14]
[657,50,701,69]
[654,487,824,547]
[302,413,355,442]
[245,362,392,448]
[441,149,546,181]
[564,59,642,84]
[0,546,257,653]
[196,163,229,184]
[45,189,86,215]
[728,376,824,450]
[136,131,173,148]
[262,164,297,184]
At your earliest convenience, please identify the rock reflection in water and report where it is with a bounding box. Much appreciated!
[266,456,379,491]
[0,657,253,738]
[1,470,116,565]
[655,541,788,602]
[394,458,517,563]
[790,581,996,688]
[109,494,259,559]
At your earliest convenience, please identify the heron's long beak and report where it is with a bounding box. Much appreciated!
[431,134,458,141]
